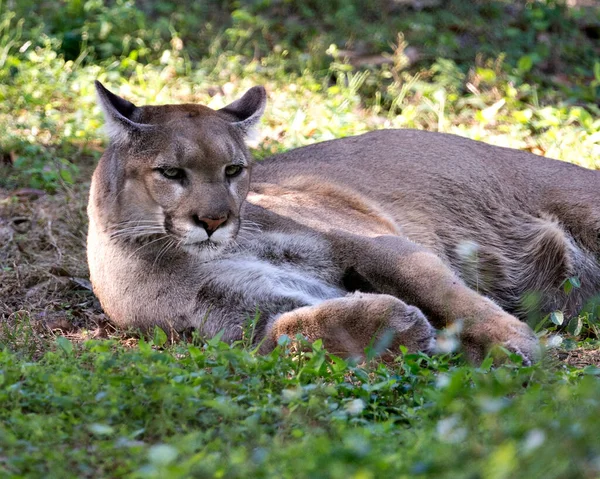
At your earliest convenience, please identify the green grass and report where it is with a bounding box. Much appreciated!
[2,336,600,478]
[1,0,600,477]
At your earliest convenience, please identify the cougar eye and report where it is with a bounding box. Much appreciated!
[225,164,244,178]
[157,167,185,180]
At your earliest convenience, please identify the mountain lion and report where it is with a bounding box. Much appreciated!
[87,82,600,364]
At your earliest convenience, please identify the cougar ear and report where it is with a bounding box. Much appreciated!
[95,80,148,143]
[218,86,266,138]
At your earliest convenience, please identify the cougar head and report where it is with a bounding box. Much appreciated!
[94,81,266,260]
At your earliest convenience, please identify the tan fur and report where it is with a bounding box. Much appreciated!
[88,82,600,364]
[247,178,402,236]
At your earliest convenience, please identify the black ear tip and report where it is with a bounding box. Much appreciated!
[94,80,106,92]
[94,80,113,101]
[94,81,138,123]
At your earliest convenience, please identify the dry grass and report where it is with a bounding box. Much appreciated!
[0,176,106,352]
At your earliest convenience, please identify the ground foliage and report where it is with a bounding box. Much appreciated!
[2,338,600,478]
[1,0,600,477]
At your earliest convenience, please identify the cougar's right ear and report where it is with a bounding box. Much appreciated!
[95,81,150,143]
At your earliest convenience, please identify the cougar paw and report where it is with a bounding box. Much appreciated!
[387,303,436,355]
[500,329,542,366]
[462,314,541,366]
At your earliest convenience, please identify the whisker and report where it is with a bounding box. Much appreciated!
[110,225,164,232]
[127,235,171,260]
[154,238,173,264]
[110,227,165,236]
[110,228,166,241]
[239,225,261,233]
[240,220,263,231]
[111,221,164,228]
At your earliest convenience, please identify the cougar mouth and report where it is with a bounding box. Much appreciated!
[184,223,241,257]
[147,213,241,261]
[179,237,231,263]
[181,238,221,250]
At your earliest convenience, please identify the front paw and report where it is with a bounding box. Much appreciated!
[461,314,541,365]
[387,303,436,355]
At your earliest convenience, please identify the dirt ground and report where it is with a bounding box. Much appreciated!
[0,179,104,330]
[1,180,599,368]
[550,347,600,369]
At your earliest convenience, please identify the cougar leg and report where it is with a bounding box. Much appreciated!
[260,292,435,358]
[328,233,541,364]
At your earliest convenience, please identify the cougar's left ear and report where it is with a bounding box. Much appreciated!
[218,86,266,138]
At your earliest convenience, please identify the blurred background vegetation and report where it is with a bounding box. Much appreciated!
[0,0,598,192]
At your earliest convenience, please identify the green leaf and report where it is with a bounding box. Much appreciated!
[328,354,347,374]
[152,326,167,347]
[518,55,533,73]
[563,277,581,295]
[207,329,224,347]
[550,311,564,326]
[479,357,494,372]
[583,365,600,376]
[138,337,152,354]
[60,169,74,184]
[476,67,496,83]
[566,316,583,337]
[564,281,572,295]
[188,345,203,362]
[312,339,323,351]
[56,336,73,355]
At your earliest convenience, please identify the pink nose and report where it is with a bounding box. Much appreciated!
[192,215,228,236]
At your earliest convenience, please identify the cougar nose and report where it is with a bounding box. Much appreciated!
[192,214,228,236]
